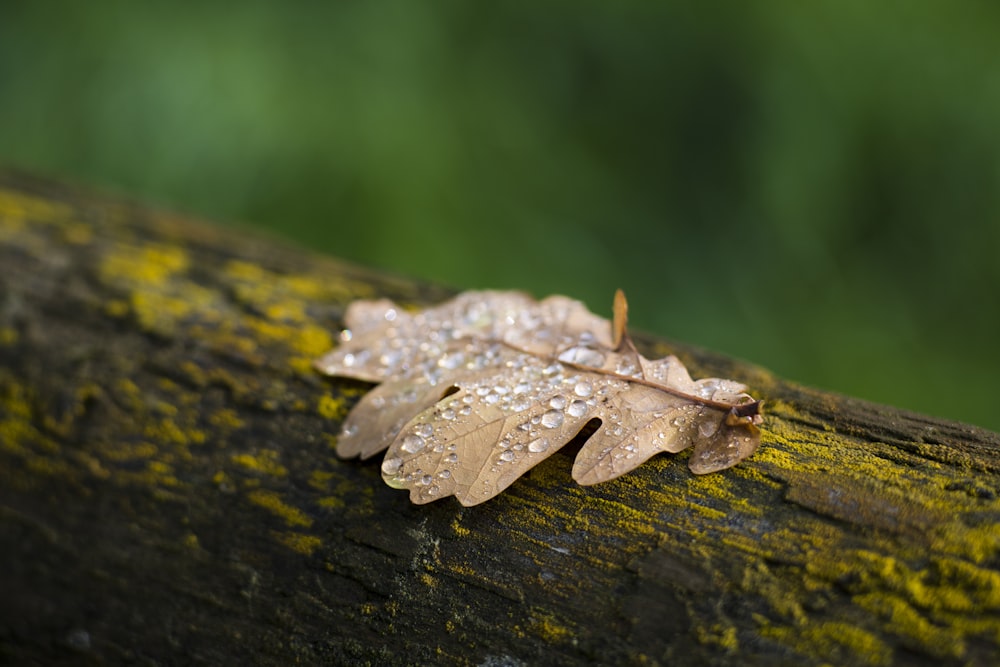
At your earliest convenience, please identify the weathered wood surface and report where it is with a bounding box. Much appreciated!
[0,169,998,666]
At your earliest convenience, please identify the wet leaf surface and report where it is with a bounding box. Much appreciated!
[316,291,762,505]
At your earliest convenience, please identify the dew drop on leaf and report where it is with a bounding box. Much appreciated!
[317,289,763,505]
[528,438,550,453]
[541,410,565,429]
[401,435,426,453]
[699,420,719,438]
[558,346,606,368]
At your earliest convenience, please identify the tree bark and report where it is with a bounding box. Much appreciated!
[1,169,998,666]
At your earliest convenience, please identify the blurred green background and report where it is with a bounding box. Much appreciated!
[2,1,998,430]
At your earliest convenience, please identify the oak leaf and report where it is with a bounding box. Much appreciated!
[315,290,762,506]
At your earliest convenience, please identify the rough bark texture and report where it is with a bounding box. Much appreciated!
[1,169,998,666]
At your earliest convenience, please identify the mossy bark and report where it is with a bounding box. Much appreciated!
[1,169,998,666]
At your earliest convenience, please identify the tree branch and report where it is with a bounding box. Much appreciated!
[1,169,997,666]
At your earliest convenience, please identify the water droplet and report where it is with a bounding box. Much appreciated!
[513,398,531,412]
[549,395,567,410]
[494,385,509,395]
[558,346,606,367]
[459,406,472,416]
[499,450,515,462]
[420,474,433,486]
[381,457,403,475]
[541,410,564,429]
[514,381,532,395]
[339,329,353,342]
[617,360,637,375]
[341,424,358,438]
[371,396,387,409]
[445,453,458,463]
[380,350,402,366]
[462,394,475,404]
[426,484,440,496]
[476,387,491,396]
[441,408,456,420]
[415,424,433,438]
[528,438,549,453]
[438,352,464,369]
[384,309,397,322]
[573,382,593,398]
[439,469,452,479]
[401,435,426,453]
[698,421,719,438]
[568,400,588,418]
[484,393,500,405]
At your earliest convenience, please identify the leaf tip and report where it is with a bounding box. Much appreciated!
[612,288,628,350]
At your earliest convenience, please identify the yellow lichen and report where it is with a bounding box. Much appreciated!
[291,323,333,358]
[317,393,346,420]
[247,489,313,528]
[528,609,574,644]
[0,189,73,222]
[932,556,1000,610]
[318,496,345,509]
[694,622,739,652]
[62,222,93,245]
[309,470,336,491]
[232,450,288,477]
[274,531,323,556]
[760,620,892,667]
[264,301,308,323]
[209,408,244,430]
[212,470,234,490]
[450,518,471,537]
[100,244,190,286]
[143,417,205,447]
[0,327,17,345]
[853,592,965,659]
[114,459,182,489]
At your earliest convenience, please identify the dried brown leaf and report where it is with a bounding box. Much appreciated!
[315,291,762,506]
